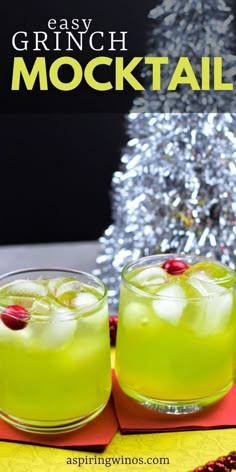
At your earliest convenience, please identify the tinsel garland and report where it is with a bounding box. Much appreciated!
[191,451,236,471]
[137,0,236,113]
[97,113,236,313]
[95,0,236,313]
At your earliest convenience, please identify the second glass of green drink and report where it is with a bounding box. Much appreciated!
[0,268,111,433]
[116,255,236,414]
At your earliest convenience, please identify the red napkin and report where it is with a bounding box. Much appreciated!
[0,399,118,451]
[112,371,236,434]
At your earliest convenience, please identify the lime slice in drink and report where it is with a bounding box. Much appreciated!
[0,279,48,297]
[185,260,235,288]
[48,277,81,306]
[0,280,48,310]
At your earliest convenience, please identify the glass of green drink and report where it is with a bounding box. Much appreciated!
[116,255,236,414]
[0,268,111,433]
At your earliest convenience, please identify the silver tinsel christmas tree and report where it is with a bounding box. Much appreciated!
[95,0,236,312]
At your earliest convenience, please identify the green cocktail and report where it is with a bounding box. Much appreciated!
[0,268,111,433]
[116,255,236,414]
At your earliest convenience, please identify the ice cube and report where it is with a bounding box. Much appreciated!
[0,280,48,298]
[132,267,168,287]
[31,297,71,318]
[29,318,77,350]
[206,291,233,333]
[122,302,151,328]
[188,276,233,335]
[72,292,98,309]
[202,287,232,335]
[152,285,187,326]
[31,298,52,316]
[43,320,77,349]
[78,306,109,336]
[188,271,228,296]
[189,271,214,284]
[189,277,211,296]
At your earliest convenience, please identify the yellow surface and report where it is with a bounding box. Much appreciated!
[0,349,235,472]
[1,429,236,472]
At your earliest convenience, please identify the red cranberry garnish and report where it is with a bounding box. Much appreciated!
[1,305,30,330]
[162,259,189,275]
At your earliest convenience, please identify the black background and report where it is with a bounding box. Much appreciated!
[0,0,155,245]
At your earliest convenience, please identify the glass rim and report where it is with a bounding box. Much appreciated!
[0,266,107,321]
[121,254,236,301]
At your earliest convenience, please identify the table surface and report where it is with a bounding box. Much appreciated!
[0,241,100,275]
[0,241,235,472]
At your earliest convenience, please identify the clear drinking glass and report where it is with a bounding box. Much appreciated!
[0,268,111,433]
[115,255,236,414]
